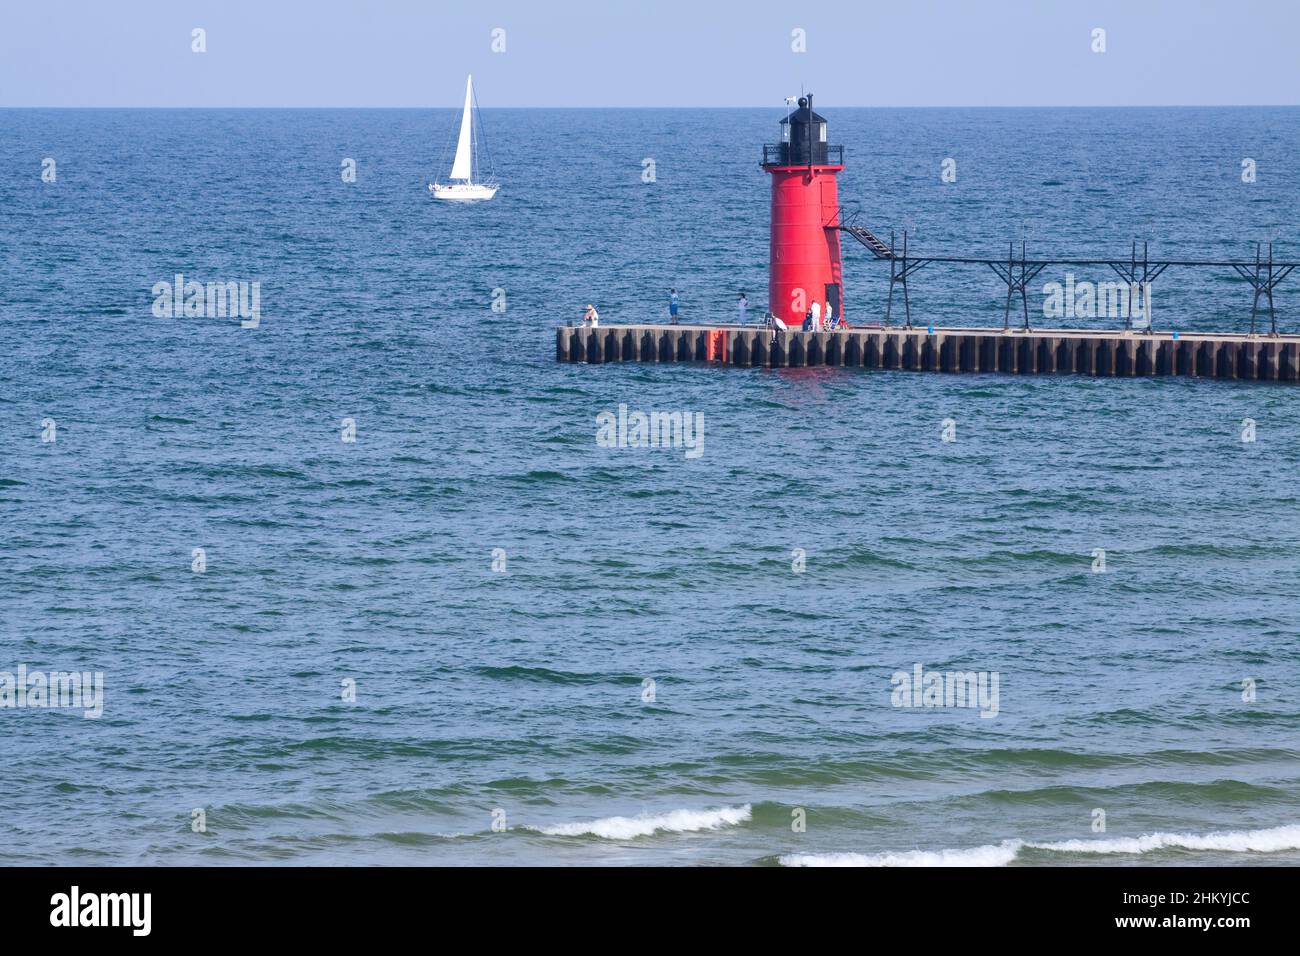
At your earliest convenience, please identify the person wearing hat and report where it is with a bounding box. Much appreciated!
[583,304,600,328]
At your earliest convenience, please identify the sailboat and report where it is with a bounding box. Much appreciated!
[429,75,498,201]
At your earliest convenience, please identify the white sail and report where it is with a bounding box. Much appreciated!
[449,75,474,181]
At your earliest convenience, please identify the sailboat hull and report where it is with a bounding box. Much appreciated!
[429,182,499,201]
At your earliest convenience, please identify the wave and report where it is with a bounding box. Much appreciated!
[505,470,573,484]
[529,804,752,840]
[1033,824,1300,856]
[782,844,1019,867]
[779,823,1300,866]
[471,665,627,685]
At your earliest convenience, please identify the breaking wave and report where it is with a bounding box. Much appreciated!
[782,843,1021,867]
[1033,824,1300,856]
[529,804,752,840]
[779,823,1300,866]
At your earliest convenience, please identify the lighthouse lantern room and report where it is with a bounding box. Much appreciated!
[761,94,845,327]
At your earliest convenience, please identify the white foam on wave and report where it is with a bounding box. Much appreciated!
[1032,823,1300,856]
[779,823,1300,867]
[530,804,752,840]
[781,842,1022,867]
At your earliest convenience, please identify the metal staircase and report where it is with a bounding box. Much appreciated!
[835,208,896,260]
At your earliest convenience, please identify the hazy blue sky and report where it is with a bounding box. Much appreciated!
[2,0,1296,107]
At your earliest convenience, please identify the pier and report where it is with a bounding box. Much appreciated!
[557,94,1299,384]
[556,324,1300,381]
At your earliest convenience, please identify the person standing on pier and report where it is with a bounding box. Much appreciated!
[810,300,822,332]
[738,291,749,324]
[669,288,680,324]
[583,304,599,327]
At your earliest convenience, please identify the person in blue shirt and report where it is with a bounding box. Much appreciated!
[669,289,680,324]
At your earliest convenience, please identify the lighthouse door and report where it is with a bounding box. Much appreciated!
[825,283,842,321]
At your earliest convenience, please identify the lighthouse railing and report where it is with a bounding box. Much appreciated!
[761,144,844,166]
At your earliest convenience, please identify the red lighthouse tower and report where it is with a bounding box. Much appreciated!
[762,94,845,327]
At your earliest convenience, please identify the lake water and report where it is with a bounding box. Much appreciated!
[1,106,1298,865]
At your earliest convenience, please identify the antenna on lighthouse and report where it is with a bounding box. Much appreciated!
[805,93,815,175]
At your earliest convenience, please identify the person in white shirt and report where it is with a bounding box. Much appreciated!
[825,301,834,328]
[583,304,599,327]
[810,300,822,332]
[738,291,749,324]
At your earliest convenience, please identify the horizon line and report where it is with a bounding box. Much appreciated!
[3,103,1298,110]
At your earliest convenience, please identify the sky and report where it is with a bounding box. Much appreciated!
[1,0,1297,108]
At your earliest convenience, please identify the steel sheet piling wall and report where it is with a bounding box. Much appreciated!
[557,325,1300,382]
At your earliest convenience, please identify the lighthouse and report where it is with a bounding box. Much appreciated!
[761,94,845,326]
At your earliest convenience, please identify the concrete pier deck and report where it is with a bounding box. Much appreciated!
[556,324,1300,381]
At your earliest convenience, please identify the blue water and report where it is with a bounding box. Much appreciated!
[2,107,1299,866]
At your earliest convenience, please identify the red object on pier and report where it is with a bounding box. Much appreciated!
[706,329,727,363]
[762,94,844,327]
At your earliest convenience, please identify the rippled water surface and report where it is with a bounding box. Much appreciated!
[1,107,1298,865]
